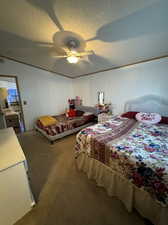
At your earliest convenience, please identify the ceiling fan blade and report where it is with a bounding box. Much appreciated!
[77,50,94,57]
[54,55,67,58]
[88,54,112,67]
[62,47,71,54]
[34,41,53,47]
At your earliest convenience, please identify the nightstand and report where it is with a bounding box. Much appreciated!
[4,111,20,131]
[98,113,113,123]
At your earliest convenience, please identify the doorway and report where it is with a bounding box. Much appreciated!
[0,75,25,133]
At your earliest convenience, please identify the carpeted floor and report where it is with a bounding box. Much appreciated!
[15,131,146,225]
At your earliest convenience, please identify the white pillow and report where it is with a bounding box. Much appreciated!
[83,112,93,116]
[135,112,161,124]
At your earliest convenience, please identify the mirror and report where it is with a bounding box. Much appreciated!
[98,91,104,105]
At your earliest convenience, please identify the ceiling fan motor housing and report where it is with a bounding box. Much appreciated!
[65,38,80,50]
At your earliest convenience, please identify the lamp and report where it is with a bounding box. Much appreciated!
[67,55,79,64]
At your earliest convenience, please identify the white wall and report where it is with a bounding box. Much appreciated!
[1,57,167,130]
[73,57,168,115]
[0,59,74,130]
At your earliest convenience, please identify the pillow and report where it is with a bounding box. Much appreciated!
[121,111,168,124]
[68,109,76,117]
[121,111,138,119]
[160,116,168,124]
[76,110,84,117]
[135,112,161,124]
[39,116,57,126]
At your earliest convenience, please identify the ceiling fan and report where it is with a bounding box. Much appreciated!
[52,31,94,64]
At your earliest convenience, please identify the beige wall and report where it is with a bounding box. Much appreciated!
[0,59,74,130]
[73,57,168,115]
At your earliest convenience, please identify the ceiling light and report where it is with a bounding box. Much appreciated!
[67,55,79,64]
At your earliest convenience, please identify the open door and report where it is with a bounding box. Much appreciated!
[0,75,26,133]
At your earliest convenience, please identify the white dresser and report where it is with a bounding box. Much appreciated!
[0,128,35,225]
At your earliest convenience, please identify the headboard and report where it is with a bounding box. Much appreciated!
[124,95,168,117]
[76,105,99,115]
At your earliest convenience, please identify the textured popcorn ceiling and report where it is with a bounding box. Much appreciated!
[0,0,168,78]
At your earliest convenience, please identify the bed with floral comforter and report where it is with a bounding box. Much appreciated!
[75,116,168,207]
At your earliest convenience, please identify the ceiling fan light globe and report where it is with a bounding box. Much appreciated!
[70,50,77,54]
[67,56,79,64]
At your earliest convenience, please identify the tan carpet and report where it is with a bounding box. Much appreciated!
[15,131,146,225]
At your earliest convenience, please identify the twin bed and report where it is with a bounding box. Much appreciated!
[35,107,96,143]
[75,95,168,225]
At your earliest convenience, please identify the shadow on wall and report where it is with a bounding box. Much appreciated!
[87,0,168,43]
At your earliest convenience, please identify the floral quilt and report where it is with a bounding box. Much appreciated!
[75,116,168,206]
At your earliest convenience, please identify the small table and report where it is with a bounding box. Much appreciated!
[4,110,20,131]
[98,113,113,123]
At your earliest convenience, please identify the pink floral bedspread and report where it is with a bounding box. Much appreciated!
[75,116,168,206]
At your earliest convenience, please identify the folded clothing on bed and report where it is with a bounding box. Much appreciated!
[39,116,58,127]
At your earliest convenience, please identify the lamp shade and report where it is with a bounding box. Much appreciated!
[0,88,8,101]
